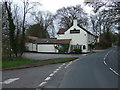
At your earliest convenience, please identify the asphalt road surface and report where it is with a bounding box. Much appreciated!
[59,47,119,88]
[2,63,63,88]
[2,47,119,88]
[105,47,120,75]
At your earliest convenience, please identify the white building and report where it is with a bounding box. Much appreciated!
[26,19,97,53]
[57,19,97,53]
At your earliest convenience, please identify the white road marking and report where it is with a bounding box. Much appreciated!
[58,66,62,69]
[73,59,79,62]
[103,49,120,76]
[109,68,113,71]
[56,69,59,71]
[0,78,19,84]
[45,77,51,81]
[61,63,66,67]
[38,63,65,87]
[65,61,73,68]
[103,61,107,65]
[109,68,120,76]
[49,73,54,77]
[104,54,108,60]
[104,49,113,60]
[53,70,57,73]
[39,81,47,87]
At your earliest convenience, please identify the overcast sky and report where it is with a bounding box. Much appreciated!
[11,0,93,13]
[1,0,93,29]
[40,0,85,13]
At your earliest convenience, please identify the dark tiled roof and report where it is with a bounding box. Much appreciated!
[26,36,70,44]
[36,39,57,44]
[57,28,67,34]
[57,26,96,36]
[36,39,71,44]
[78,25,96,36]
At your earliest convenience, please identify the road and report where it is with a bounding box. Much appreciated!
[105,47,120,75]
[2,47,119,88]
[2,63,63,88]
[59,47,119,88]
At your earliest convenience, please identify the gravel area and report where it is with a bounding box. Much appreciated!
[23,53,83,60]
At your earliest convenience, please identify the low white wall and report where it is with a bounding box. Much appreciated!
[27,43,33,51]
[32,44,37,51]
[26,43,37,51]
[37,44,58,53]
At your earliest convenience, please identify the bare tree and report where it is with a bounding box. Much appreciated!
[20,0,40,56]
[2,0,40,57]
[55,5,88,29]
[87,1,120,48]
[4,1,17,56]
[31,11,55,38]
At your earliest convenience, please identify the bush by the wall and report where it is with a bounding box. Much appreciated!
[73,48,82,54]
[58,44,69,54]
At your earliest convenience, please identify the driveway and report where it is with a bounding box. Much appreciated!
[22,53,84,60]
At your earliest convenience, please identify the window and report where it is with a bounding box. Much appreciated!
[71,44,82,51]
[83,45,86,49]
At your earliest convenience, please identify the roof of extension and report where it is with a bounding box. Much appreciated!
[27,36,39,40]
[36,38,71,44]
[27,36,71,44]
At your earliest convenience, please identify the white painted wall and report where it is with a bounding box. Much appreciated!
[37,44,58,53]
[87,34,95,44]
[26,43,37,51]
[57,19,96,53]
[57,20,88,52]
[32,44,37,51]
[26,43,33,51]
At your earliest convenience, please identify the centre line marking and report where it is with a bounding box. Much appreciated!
[38,63,64,87]
[49,73,54,77]
[53,70,58,73]
[39,81,47,87]
[65,61,73,68]
[61,63,66,67]
[58,66,62,69]
[45,77,51,81]
[56,69,59,71]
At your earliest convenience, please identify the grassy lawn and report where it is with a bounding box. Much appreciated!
[2,58,40,69]
[2,57,78,69]
[42,57,77,64]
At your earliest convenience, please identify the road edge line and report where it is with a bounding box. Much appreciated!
[103,49,120,76]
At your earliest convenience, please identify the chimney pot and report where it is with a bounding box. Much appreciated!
[73,19,77,27]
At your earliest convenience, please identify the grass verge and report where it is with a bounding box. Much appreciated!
[2,58,40,69]
[38,57,77,65]
[2,57,78,69]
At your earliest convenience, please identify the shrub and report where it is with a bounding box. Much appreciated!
[58,44,69,54]
[73,48,82,54]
